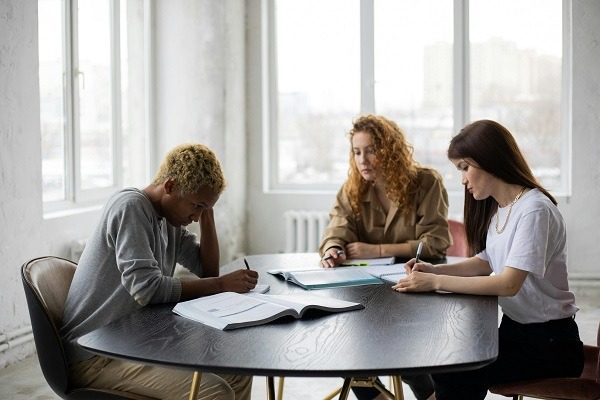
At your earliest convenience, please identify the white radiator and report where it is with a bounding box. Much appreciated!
[284,210,330,253]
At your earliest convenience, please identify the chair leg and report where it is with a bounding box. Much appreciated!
[188,371,202,400]
[277,376,285,400]
[266,377,276,400]
[322,384,343,400]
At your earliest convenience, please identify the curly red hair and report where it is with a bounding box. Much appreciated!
[345,115,418,216]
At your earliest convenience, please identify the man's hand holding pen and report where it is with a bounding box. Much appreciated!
[321,248,346,268]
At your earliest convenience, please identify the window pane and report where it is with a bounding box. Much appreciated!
[39,0,66,202]
[374,0,455,189]
[120,0,147,188]
[275,0,360,185]
[78,0,114,190]
[470,0,562,189]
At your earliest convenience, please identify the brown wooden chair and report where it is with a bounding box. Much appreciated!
[489,322,600,400]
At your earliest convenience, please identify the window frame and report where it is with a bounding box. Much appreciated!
[264,0,572,196]
[42,0,123,213]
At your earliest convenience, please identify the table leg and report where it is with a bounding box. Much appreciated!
[188,371,202,400]
[391,376,404,400]
[266,376,276,400]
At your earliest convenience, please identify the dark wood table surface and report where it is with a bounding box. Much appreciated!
[77,253,498,378]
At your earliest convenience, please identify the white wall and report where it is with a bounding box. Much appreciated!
[245,0,600,284]
[0,0,246,367]
[153,0,247,262]
[0,0,104,367]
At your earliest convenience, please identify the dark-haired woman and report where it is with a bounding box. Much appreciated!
[394,119,584,399]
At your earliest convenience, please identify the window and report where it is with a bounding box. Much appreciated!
[39,0,148,211]
[268,0,568,194]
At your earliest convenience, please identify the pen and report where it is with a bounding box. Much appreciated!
[243,258,251,270]
[322,249,344,261]
[415,241,423,264]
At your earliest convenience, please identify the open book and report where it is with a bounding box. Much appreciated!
[172,292,363,330]
[268,263,407,289]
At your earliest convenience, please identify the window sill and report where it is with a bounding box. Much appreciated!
[43,203,103,220]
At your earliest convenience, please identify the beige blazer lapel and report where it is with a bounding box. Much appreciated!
[384,203,399,234]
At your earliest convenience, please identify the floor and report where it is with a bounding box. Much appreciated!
[1,286,598,400]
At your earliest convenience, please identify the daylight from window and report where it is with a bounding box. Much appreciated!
[39,0,66,202]
[273,0,563,193]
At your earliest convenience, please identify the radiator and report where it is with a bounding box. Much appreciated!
[284,210,330,253]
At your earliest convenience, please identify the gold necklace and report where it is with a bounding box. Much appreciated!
[495,187,527,234]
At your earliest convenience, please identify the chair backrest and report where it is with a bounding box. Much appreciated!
[447,219,469,257]
[21,256,76,397]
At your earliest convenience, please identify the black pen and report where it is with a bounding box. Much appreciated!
[244,258,251,270]
[415,241,423,264]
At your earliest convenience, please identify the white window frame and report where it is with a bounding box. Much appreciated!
[264,0,572,196]
[43,0,123,213]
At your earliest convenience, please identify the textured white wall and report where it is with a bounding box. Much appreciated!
[0,0,43,366]
[246,0,600,283]
[0,0,105,367]
[153,0,247,262]
[558,0,600,280]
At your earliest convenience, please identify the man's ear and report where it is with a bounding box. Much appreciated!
[164,179,176,194]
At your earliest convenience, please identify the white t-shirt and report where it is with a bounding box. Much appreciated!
[477,188,578,323]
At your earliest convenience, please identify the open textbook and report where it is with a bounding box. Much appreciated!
[268,263,407,289]
[172,292,363,330]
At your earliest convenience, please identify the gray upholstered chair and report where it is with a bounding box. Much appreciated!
[21,256,154,399]
[489,322,600,400]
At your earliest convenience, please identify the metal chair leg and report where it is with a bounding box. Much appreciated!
[188,371,202,400]
[277,376,285,400]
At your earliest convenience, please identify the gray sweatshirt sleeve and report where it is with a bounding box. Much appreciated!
[177,229,203,276]
[107,196,182,306]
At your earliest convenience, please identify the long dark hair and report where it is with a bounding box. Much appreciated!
[447,120,556,254]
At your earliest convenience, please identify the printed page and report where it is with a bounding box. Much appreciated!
[173,292,290,329]
[360,263,406,278]
[246,293,363,315]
